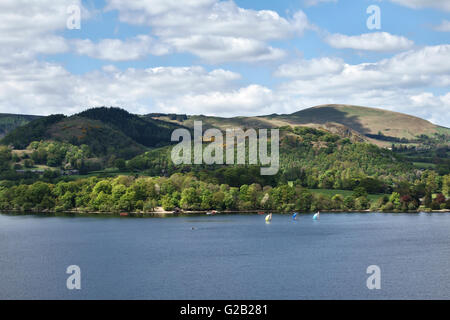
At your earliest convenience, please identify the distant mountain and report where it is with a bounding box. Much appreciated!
[149,104,449,147]
[2,105,448,162]
[1,105,448,177]
[285,104,448,141]
[0,113,42,139]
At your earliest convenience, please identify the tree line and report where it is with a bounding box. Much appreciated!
[1,172,448,213]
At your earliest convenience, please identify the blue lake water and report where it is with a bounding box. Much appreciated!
[1,212,449,300]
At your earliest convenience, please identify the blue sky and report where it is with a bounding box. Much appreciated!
[0,0,449,126]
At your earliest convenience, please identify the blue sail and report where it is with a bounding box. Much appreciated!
[293,212,298,220]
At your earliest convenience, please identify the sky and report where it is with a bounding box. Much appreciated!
[0,0,449,126]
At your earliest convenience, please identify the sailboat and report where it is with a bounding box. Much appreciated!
[293,212,298,220]
[265,213,272,222]
[313,211,320,220]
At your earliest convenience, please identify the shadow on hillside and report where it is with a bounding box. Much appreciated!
[290,106,369,134]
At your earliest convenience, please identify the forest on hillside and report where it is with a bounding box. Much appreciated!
[0,107,449,213]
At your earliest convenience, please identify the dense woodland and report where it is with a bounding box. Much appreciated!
[0,107,449,213]
[0,172,449,213]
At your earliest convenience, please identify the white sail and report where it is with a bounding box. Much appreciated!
[265,213,272,222]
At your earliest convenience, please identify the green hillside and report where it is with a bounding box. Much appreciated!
[46,116,145,159]
[149,104,449,145]
[148,105,449,174]
[124,126,415,193]
[0,113,42,139]
[0,114,66,149]
[77,107,185,148]
[1,106,448,213]
[0,107,187,160]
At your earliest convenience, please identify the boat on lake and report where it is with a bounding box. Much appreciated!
[265,213,272,222]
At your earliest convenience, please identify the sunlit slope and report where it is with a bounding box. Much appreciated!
[149,104,449,145]
[285,104,447,140]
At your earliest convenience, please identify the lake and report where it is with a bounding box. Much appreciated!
[0,212,449,300]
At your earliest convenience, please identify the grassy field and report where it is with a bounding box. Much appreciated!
[309,189,387,201]
[413,162,437,169]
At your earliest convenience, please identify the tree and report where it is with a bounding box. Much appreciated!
[331,194,344,210]
[344,196,354,210]
[118,190,136,212]
[144,199,158,212]
[161,194,176,211]
[435,193,446,204]
[24,159,34,168]
[443,175,450,197]
[12,154,20,163]
[26,182,53,209]
[93,180,112,195]
[354,196,370,210]
[424,191,432,208]
[115,158,127,171]
[180,187,199,210]
[389,192,401,209]
[353,187,368,198]
[224,187,239,209]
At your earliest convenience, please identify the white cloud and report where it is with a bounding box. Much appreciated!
[166,36,285,63]
[0,0,448,127]
[325,32,414,52]
[433,20,450,32]
[274,57,344,78]
[273,45,450,126]
[104,0,310,63]
[382,45,450,76]
[276,45,450,91]
[389,0,450,12]
[158,85,275,115]
[303,0,337,7]
[0,0,86,64]
[106,0,308,40]
[408,92,450,125]
[0,62,268,116]
[1,45,449,126]
[73,35,171,61]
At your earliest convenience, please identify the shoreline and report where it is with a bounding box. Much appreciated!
[1,208,449,217]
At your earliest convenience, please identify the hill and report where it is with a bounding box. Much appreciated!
[148,104,449,146]
[284,104,448,141]
[0,113,42,139]
[0,107,186,161]
[0,114,67,149]
[77,107,185,148]
[1,105,448,176]
[46,116,145,159]
[147,105,449,175]
[1,106,448,214]
[125,125,416,192]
